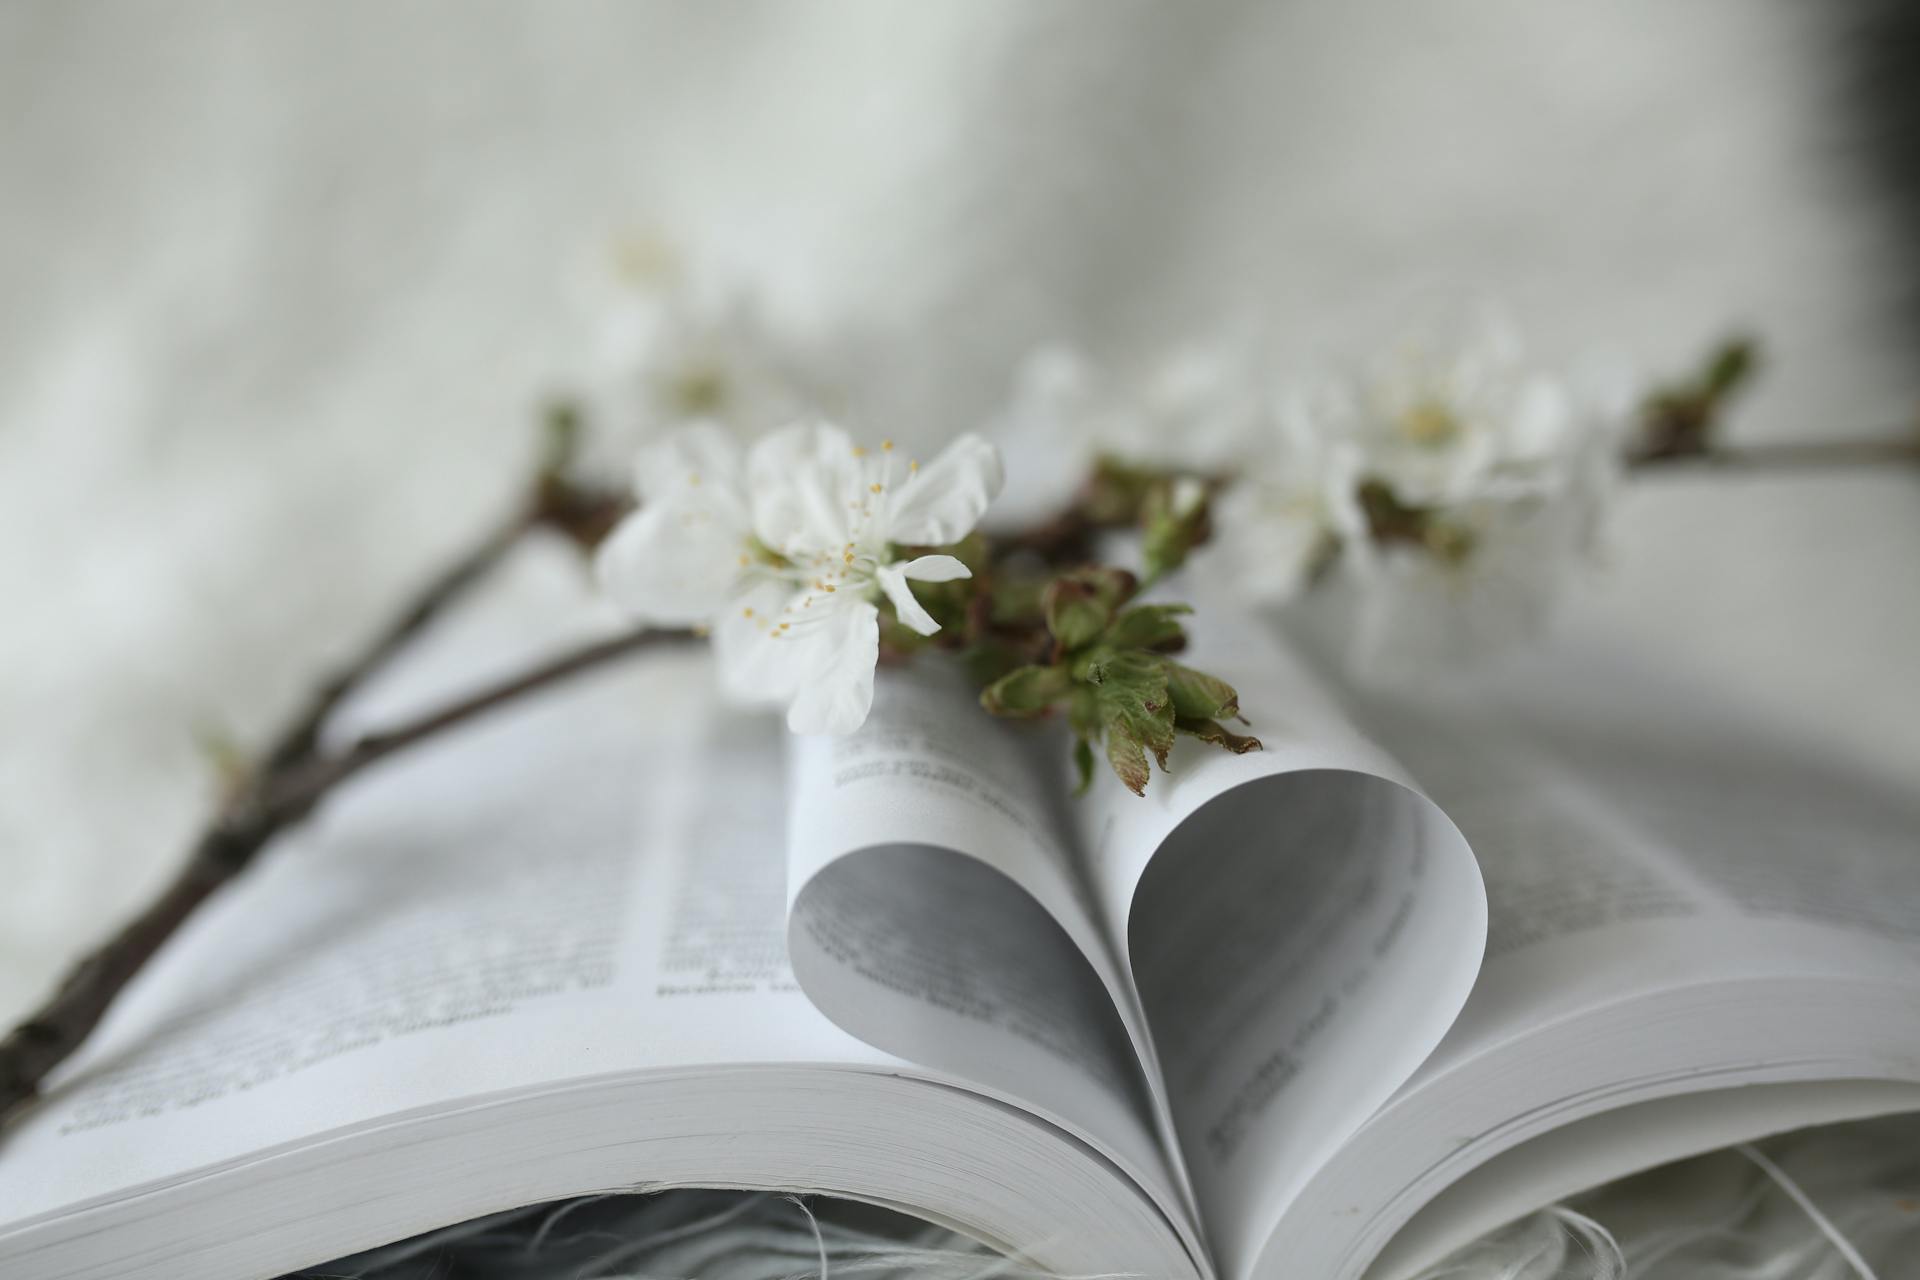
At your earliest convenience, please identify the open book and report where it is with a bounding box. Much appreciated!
[3,542,1918,1280]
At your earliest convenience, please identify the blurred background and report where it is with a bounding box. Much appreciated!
[1,1,1916,1029]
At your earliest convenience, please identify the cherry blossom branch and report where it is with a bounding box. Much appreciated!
[1625,337,1919,474]
[0,416,638,1128]
[0,601,681,1125]
[0,425,1201,1127]
[1627,434,1920,472]
[6,362,1910,1129]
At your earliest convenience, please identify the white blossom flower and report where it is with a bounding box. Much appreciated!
[1341,312,1584,508]
[596,421,1004,735]
[1120,342,1269,472]
[1292,312,1631,682]
[987,340,1267,478]
[592,421,757,627]
[566,234,829,472]
[1196,391,1368,605]
[978,348,1104,529]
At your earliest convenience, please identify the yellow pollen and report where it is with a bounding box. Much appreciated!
[742,606,755,618]
[738,553,750,567]
[869,482,883,494]
[1399,400,1462,448]
[824,583,836,592]
[688,472,701,487]
[908,459,919,473]
[778,622,790,631]
[881,439,894,451]
[852,446,868,458]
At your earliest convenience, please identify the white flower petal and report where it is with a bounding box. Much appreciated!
[875,563,939,636]
[631,421,747,518]
[783,598,881,735]
[898,553,971,583]
[747,420,861,555]
[883,433,1005,546]
[981,352,1101,531]
[593,498,747,625]
[1503,376,1575,462]
[711,580,810,705]
[1201,481,1322,607]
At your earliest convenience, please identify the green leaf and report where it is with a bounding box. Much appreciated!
[1104,603,1191,652]
[981,664,1072,717]
[1166,663,1240,721]
[1067,686,1102,739]
[1702,336,1759,400]
[1177,717,1263,754]
[1093,650,1176,770]
[1140,477,1212,584]
[1044,578,1110,651]
[1072,737,1096,795]
[1104,723,1151,796]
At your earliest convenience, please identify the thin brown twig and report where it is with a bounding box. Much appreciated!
[0,622,685,1124]
[0,437,633,1129]
[262,508,537,774]
[266,625,692,815]
[1627,435,1920,473]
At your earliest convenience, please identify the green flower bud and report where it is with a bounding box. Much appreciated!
[1166,663,1240,721]
[981,664,1073,717]
[1044,567,1138,652]
[1104,603,1191,652]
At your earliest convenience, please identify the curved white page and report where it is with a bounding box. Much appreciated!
[784,665,1205,1264]
[788,616,1489,1280]
[1262,646,1920,1280]
[1074,616,1488,1280]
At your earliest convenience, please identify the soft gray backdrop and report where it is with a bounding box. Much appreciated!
[2,0,1916,1039]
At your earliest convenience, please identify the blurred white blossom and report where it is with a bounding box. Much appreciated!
[985,339,1268,478]
[596,421,1002,735]
[1342,311,1592,508]
[1197,391,1367,605]
[979,306,1634,678]
[568,233,829,471]
[978,348,1105,529]
[1119,342,1269,471]
[1300,311,1630,681]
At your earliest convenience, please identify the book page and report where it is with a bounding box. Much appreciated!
[1072,614,1489,1280]
[783,666,1196,1231]
[1260,637,1920,1280]
[0,550,892,1228]
[1351,642,1920,1065]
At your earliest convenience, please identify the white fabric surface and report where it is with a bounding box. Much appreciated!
[2,0,1917,1070]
